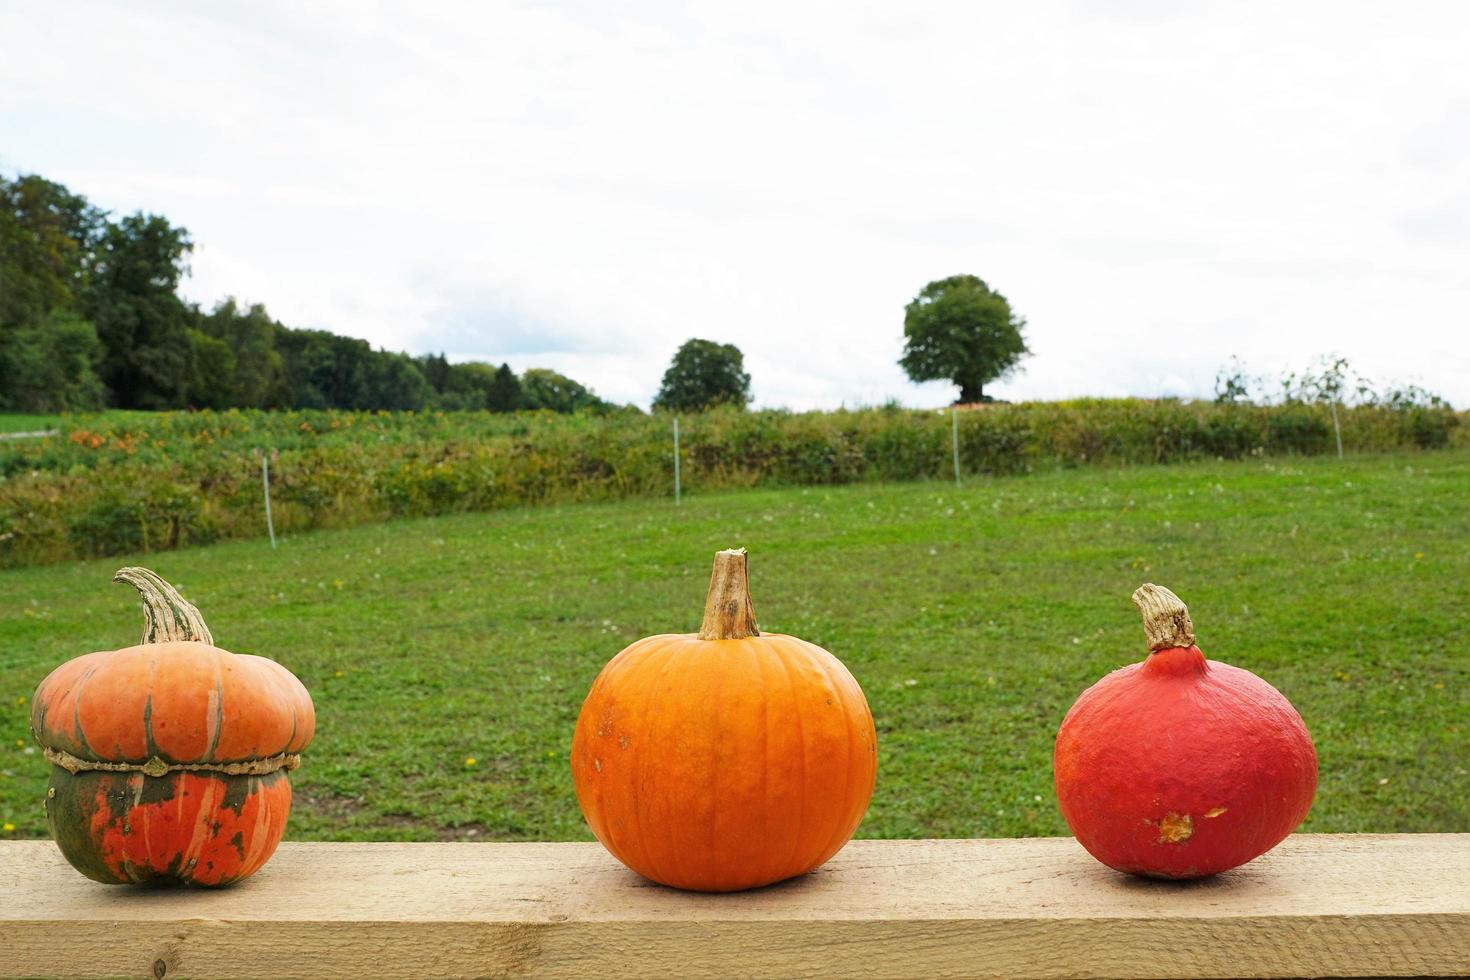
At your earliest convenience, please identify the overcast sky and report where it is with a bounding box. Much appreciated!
[3,1,1467,409]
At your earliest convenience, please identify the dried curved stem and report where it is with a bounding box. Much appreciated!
[698,548,760,640]
[113,567,214,646]
[1132,583,1196,652]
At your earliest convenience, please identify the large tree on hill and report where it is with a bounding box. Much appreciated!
[653,338,751,412]
[84,213,195,408]
[899,275,1029,404]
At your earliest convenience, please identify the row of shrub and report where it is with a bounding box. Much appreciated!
[1,399,1461,568]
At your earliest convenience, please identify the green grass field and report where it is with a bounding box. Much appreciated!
[0,410,146,434]
[0,413,60,434]
[1,451,1466,841]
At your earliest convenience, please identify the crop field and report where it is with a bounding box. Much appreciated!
[1,400,1463,569]
[1,450,1465,843]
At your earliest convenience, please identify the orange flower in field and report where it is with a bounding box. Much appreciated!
[68,430,105,449]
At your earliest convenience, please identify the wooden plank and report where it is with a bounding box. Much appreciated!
[2,835,1467,978]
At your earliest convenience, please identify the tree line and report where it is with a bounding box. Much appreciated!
[3,171,1049,416]
[0,173,614,414]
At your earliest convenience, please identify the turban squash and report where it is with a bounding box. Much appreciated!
[30,568,315,886]
[571,548,877,892]
[1053,584,1317,878]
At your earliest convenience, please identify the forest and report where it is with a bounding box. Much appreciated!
[0,173,611,414]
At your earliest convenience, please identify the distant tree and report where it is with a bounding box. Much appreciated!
[899,275,1029,404]
[520,368,602,413]
[274,329,380,408]
[0,176,109,412]
[486,362,522,412]
[0,174,105,325]
[185,328,236,409]
[1214,356,1256,404]
[0,206,53,328]
[652,338,751,412]
[197,298,285,407]
[368,351,433,410]
[0,312,106,412]
[423,361,484,410]
[418,352,452,392]
[84,213,195,408]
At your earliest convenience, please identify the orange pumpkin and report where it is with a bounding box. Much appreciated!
[571,548,877,892]
[31,568,315,886]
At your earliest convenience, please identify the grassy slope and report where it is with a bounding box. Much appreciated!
[0,413,60,433]
[1,451,1466,841]
[0,410,146,434]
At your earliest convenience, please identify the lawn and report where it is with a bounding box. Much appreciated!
[1,451,1465,842]
[0,410,149,435]
[0,413,60,434]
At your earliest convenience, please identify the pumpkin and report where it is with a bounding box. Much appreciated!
[571,548,877,892]
[30,567,315,886]
[1053,584,1317,878]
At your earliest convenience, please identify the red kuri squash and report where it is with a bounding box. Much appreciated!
[31,568,315,886]
[571,548,877,892]
[1053,584,1317,878]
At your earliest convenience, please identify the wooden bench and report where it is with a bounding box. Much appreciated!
[3,834,1467,978]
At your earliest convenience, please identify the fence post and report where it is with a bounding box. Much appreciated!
[261,451,277,549]
[1330,401,1344,459]
[951,409,961,487]
[673,417,681,506]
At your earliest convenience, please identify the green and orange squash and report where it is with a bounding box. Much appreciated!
[571,548,877,892]
[30,568,315,886]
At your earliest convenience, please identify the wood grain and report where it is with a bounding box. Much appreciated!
[2,835,1467,978]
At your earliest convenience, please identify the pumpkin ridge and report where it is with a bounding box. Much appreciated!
[630,639,684,887]
[204,657,224,762]
[142,677,161,762]
[134,776,152,881]
[179,774,219,877]
[70,662,100,760]
[810,644,860,871]
[774,637,809,877]
[706,642,725,886]
[756,642,772,885]
[283,703,297,757]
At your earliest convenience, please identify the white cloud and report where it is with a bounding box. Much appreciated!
[2,0,1467,408]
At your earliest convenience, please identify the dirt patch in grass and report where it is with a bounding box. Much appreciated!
[294,791,370,821]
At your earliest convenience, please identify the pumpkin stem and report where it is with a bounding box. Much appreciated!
[1132,583,1195,652]
[113,567,215,646]
[698,548,760,640]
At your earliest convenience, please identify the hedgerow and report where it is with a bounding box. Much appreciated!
[0,400,1461,568]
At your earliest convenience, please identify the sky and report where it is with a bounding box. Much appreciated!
[2,1,1467,409]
